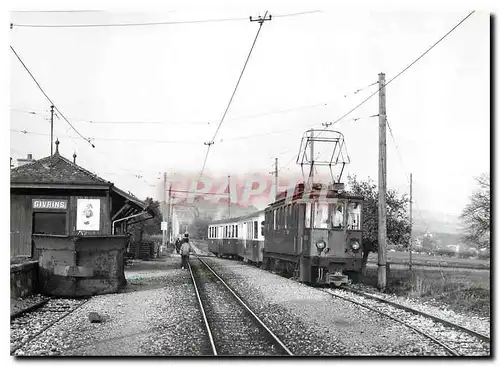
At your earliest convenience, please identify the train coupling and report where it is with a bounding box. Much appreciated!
[328,272,350,287]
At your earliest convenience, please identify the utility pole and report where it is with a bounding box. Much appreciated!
[274,158,278,199]
[269,158,279,200]
[409,173,413,271]
[228,175,231,218]
[168,183,172,242]
[309,130,315,186]
[50,105,54,155]
[162,173,167,248]
[378,72,387,291]
[250,12,272,24]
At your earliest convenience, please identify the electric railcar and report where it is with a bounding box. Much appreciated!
[207,182,364,286]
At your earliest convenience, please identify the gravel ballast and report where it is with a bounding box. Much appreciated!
[191,259,288,356]
[203,257,455,356]
[13,256,209,356]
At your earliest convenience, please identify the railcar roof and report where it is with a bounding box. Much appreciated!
[267,193,364,208]
[208,209,265,225]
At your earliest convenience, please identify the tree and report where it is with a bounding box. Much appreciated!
[188,217,212,239]
[128,197,163,243]
[346,175,411,272]
[460,173,490,248]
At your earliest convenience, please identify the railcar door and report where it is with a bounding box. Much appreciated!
[327,201,346,258]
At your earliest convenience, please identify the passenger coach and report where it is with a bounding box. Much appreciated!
[207,211,265,263]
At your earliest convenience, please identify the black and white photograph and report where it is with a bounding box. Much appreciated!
[8,0,492,358]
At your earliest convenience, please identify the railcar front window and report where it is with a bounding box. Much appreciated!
[314,203,329,229]
[347,202,361,230]
[305,203,311,228]
[331,203,344,229]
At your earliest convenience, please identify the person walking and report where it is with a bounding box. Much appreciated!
[180,234,191,269]
[175,237,181,254]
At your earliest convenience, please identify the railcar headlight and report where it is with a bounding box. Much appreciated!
[351,241,360,251]
[316,240,326,250]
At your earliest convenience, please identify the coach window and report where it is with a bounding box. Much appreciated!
[254,221,258,239]
[280,207,284,230]
[285,206,288,229]
[314,203,329,229]
[273,210,277,230]
[235,225,238,238]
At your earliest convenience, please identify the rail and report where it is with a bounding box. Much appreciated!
[190,255,293,356]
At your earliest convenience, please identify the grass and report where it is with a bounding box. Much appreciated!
[361,267,491,318]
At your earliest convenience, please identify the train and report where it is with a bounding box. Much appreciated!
[208,182,364,286]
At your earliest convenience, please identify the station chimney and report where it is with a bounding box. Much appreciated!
[16,153,34,167]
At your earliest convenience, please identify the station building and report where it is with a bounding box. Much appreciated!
[10,140,155,296]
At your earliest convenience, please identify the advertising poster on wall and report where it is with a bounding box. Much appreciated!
[76,199,100,231]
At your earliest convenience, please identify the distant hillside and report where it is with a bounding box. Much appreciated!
[412,209,463,235]
[193,197,260,221]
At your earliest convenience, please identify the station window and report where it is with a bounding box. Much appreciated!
[254,221,258,239]
[273,210,277,230]
[235,225,238,238]
[331,202,345,229]
[33,212,67,235]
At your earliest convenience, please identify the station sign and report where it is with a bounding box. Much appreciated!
[32,199,68,210]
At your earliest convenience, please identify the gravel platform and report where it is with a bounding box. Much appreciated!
[14,256,209,356]
[203,257,452,356]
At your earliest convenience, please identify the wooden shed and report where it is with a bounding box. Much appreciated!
[10,141,155,296]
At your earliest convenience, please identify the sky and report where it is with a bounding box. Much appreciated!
[5,0,493,218]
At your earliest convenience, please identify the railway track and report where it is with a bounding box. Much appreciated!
[11,298,90,356]
[189,255,293,356]
[324,287,490,356]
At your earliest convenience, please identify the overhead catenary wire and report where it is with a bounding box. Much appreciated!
[10,79,377,128]
[278,11,476,174]
[383,118,432,232]
[10,128,199,144]
[9,46,95,148]
[197,11,270,182]
[11,10,318,28]
[328,10,475,128]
